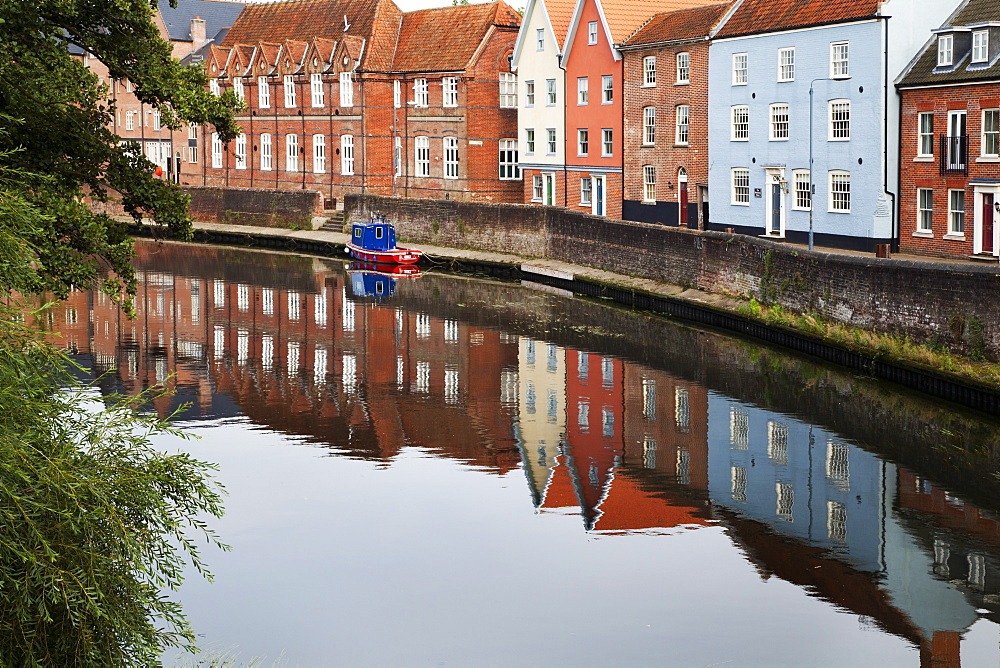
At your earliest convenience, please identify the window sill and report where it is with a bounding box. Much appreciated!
[760,232,785,238]
[777,79,794,84]
[912,231,934,238]
[675,81,689,86]
[732,83,747,87]
[828,138,851,142]
[580,202,591,207]
[769,138,790,142]
[731,202,750,206]
[641,143,654,148]
[641,200,656,205]
[673,143,689,148]
[943,233,966,241]
[641,84,656,88]
[913,156,934,162]
[976,156,1000,162]
[829,210,851,214]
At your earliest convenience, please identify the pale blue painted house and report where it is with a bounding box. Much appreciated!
[706,0,958,252]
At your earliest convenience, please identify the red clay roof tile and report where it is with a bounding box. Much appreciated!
[392,2,520,73]
[599,0,712,44]
[715,0,881,39]
[622,2,731,46]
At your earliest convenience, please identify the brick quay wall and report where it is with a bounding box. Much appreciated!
[346,193,1000,359]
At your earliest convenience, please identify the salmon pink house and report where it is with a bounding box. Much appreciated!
[561,0,705,220]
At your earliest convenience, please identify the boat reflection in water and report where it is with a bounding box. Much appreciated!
[33,240,1000,665]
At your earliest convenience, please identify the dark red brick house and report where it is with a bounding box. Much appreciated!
[897,0,1000,259]
[619,2,731,229]
[199,0,522,206]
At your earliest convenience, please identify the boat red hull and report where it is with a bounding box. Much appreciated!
[346,243,422,264]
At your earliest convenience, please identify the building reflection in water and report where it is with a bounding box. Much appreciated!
[35,240,1000,666]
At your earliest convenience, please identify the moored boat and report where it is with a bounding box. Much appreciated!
[345,212,423,264]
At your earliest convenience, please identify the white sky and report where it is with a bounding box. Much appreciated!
[244,0,479,11]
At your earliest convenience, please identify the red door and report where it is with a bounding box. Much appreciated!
[680,182,689,227]
[984,194,994,254]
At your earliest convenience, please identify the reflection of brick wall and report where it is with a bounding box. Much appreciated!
[185,185,321,228]
[347,193,1000,358]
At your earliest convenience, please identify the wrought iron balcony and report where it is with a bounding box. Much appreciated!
[940,135,968,175]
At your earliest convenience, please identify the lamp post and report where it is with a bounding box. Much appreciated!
[808,76,850,251]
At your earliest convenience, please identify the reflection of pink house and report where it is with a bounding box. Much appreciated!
[591,471,710,534]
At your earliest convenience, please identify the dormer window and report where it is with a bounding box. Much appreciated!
[973,30,989,63]
[938,34,954,66]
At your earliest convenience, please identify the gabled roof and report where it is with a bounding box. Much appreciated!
[621,1,731,47]
[545,0,578,50]
[511,0,576,68]
[158,0,246,43]
[391,2,520,73]
[897,0,1000,88]
[205,43,231,74]
[715,0,881,39]
[225,43,254,77]
[564,0,709,62]
[222,0,384,48]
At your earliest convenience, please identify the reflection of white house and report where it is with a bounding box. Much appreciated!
[514,337,566,507]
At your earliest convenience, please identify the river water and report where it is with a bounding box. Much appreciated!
[41,240,1000,666]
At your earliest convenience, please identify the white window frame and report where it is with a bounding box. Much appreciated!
[443,77,458,107]
[413,78,428,107]
[577,128,588,156]
[532,175,543,201]
[643,165,656,202]
[340,134,354,175]
[983,108,999,157]
[769,103,789,141]
[499,139,519,180]
[601,75,613,104]
[500,72,517,108]
[393,80,401,108]
[643,106,655,145]
[792,170,811,210]
[285,134,298,172]
[588,21,598,45]
[577,77,588,105]
[938,34,954,67]
[831,42,849,78]
[309,73,323,107]
[829,99,850,141]
[602,128,612,157]
[580,177,592,205]
[235,133,246,169]
[917,188,933,233]
[536,28,545,51]
[444,136,458,179]
[731,105,749,141]
[732,168,750,205]
[258,76,270,108]
[283,74,296,108]
[829,170,851,213]
[211,132,223,168]
[974,30,989,64]
[186,124,198,163]
[151,109,161,131]
[732,52,748,85]
[675,105,689,145]
[948,188,965,235]
[777,47,795,82]
[394,136,402,176]
[233,76,244,101]
[313,134,326,173]
[525,128,535,154]
[676,52,689,84]
[546,78,556,105]
[209,78,220,96]
[643,56,656,86]
[918,112,934,157]
[415,136,429,177]
[339,71,353,107]
[260,133,272,170]
[546,128,556,154]
[524,80,535,106]
[125,110,134,131]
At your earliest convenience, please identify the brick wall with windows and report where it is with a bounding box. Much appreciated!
[622,40,711,229]
[899,84,1000,259]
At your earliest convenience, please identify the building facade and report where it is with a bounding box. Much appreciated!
[620,2,732,229]
[897,0,1000,259]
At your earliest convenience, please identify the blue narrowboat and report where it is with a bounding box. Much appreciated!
[345,212,423,264]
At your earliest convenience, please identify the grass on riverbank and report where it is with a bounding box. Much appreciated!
[736,299,1000,390]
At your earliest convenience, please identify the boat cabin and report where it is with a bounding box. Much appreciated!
[350,220,396,252]
[350,271,396,300]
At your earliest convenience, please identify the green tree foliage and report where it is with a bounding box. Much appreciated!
[0,301,227,665]
[0,0,241,300]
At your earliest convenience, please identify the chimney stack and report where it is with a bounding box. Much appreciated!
[190,16,207,50]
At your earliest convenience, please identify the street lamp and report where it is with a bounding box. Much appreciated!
[808,76,850,251]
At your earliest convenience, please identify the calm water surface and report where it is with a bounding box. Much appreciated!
[43,241,1000,666]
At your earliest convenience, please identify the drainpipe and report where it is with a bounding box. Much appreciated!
[559,52,568,207]
[883,14,899,252]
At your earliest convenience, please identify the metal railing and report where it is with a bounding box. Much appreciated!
[940,134,968,175]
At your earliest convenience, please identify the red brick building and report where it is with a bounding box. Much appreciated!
[897,0,1000,260]
[199,0,522,205]
[619,2,731,229]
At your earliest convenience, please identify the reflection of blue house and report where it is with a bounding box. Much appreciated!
[707,396,886,572]
[706,0,958,251]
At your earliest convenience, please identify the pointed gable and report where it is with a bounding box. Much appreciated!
[563,0,710,62]
[277,39,308,74]
[225,43,254,77]
[392,2,520,73]
[205,43,231,76]
[545,0,577,50]
[622,2,731,47]
[715,0,881,39]
[303,37,337,73]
